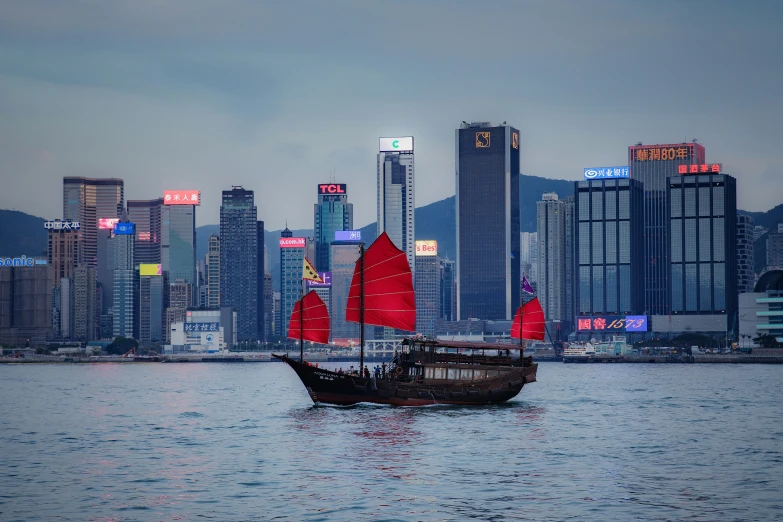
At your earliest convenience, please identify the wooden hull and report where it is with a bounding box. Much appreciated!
[273,354,537,406]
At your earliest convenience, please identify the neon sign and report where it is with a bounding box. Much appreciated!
[164,190,200,205]
[475,132,490,148]
[632,146,692,162]
[334,230,361,241]
[98,218,119,230]
[577,315,648,332]
[678,164,722,174]
[307,272,332,288]
[318,184,347,195]
[113,222,135,235]
[280,237,306,248]
[0,256,36,267]
[584,166,630,180]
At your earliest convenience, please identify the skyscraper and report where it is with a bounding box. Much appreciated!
[767,224,783,271]
[162,191,198,300]
[314,183,353,272]
[456,123,520,320]
[279,228,306,338]
[111,221,135,339]
[127,198,163,266]
[628,142,705,314]
[736,214,755,294]
[669,172,737,320]
[139,271,163,346]
[574,179,645,318]
[206,234,220,308]
[0,264,53,347]
[330,241,363,341]
[415,240,441,337]
[536,193,568,323]
[256,221,265,340]
[520,232,537,288]
[220,187,258,340]
[63,177,124,269]
[377,137,415,272]
[263,272,273,341]
[47,220,81,287]
[73,265,97,342]
[564,196,576,325]
[439,258,456,321]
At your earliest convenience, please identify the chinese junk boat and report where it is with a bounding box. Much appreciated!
[274,232,540,406]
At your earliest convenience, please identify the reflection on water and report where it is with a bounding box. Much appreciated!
[0,363,781,521]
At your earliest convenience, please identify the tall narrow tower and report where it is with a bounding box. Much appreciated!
[377,137,415,272]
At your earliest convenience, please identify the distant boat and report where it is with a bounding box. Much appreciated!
[274,232,539,406]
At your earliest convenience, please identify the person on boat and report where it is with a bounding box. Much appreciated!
[381,363,386,378]
[363,367,370,379]
[338,367,343,374]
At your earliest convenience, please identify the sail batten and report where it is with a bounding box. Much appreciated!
[288,291,330,344]
[511,297,546,341]
[346,232,416,332]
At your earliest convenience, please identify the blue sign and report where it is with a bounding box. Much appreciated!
[0,256,36,267]
[584,166,630,180]
[624,315,648,332]
[335,230,362,241]
[184,322,219,333]
[113,222,135,235]
[307,271,332,288]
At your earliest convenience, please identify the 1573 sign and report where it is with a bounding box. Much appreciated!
[577,315,648,332]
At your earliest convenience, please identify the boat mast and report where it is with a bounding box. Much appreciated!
[299,279,304,362]
[359,244,365,374]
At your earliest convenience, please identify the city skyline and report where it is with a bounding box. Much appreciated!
[1,2,782,229]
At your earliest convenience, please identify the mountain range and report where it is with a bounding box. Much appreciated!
[3,174,781,289]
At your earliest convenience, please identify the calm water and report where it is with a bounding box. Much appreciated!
[1,362,781,521]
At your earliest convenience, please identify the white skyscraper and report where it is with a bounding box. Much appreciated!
[377,137,415,272]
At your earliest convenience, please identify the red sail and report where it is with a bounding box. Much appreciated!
[510,297,545,341]
[288,291,330,345]
[346,232,416,332]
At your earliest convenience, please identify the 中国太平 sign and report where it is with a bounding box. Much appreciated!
[44,220,80,230]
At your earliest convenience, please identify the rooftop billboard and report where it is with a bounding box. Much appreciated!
[379,136,413,153]
[98,218,120,230]
[334,230,362,242]
[415,240,438,256]
[280,237,306,249]
[44,220,80,230]
[318,184,347,195]
[164,190,201,205]
[583,166,630,180]
[113,222,135,235]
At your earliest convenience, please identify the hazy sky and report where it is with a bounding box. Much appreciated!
[1,0,781,229]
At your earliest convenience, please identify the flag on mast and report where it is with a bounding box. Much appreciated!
[522,274,535,294]
[302,257,324,283]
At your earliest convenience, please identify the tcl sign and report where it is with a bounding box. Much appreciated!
[318,184,347,195]
[280,237,306,249]
[415,240,438,256]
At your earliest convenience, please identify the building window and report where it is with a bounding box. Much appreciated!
[591,191,603,221]
[579,266,591,313]
[700,263,712,311]
[579,222,590,265]
[618,221,630,264]
[684,187,696,217]
[605,221,617,264]
[606,265,618,313]
[699,218,711,262]
[619,265,630,312]
[605,189,617,220]
[671,219,682,263]
[714,263,726,310]
[671,263,683,312]
[592,222,603,264]
[592,265,604,313]
[671,189,682,218]
[579,192,590,221]
[713,218,725,262]
[712,186,724,217]
[699,186,711,217]
[685,219,697,262]
[685,264,697,312]
[618,191,629,220]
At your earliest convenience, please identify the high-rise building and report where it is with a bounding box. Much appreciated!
[737,214,755,294]
[314,183,353,272]
[279,228,306,338]
[62,177,124,269]
[537,193,568,323]
[574,179,645,318]
[330,241,363,342]
[256,221,265,340]
[628,142,705,315]
[263,272,273,341]
[127,198,163,266]
[456,122,520,320]
[111,221,135,339]
[415,240,441,338]
[73,265,97,342]
[47,220,81,287]
[669,173,738,321]
[205,234,220,308]
[219,187,257,340]
[162,192,197,302]
[564,196,576,324]
[272,291,281,337]
[767,224,783,271]
[439,258,456,321]
[0,264,53,347]
[520,232,537,287]
[139,271,164,346]
[165,279,192,344]
[377,137,415,272]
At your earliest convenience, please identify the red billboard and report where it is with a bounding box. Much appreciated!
[678,163,722,174]
[280,237,306,248]
[164,190,200,205]
[318,184,347,195]
[98,218,120,230]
